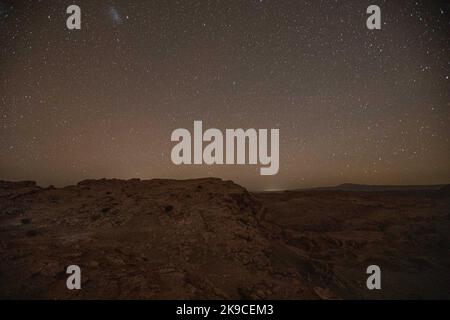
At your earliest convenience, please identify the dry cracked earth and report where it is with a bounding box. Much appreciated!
[0,178,449,299]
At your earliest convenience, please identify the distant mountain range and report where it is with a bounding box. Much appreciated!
[310,183,449,192]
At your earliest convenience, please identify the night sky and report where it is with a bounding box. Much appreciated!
[0,0,449,191]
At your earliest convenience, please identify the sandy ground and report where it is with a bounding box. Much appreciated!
[0,178,449,299]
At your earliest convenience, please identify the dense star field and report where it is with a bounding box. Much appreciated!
[0,0,449,190]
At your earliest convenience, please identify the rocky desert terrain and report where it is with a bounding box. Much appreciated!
[0,178,449,299]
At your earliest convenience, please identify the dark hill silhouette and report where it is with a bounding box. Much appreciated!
[311,183,448,192]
